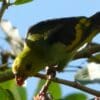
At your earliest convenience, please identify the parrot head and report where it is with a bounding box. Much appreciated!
[12,45,35,86]
[12,52,28,86]
[12,43,47,86]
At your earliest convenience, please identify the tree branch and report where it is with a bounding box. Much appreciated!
[74,43,100,60]
[0,0,13,21]
[34,73,100,97]
[0,69,100,96]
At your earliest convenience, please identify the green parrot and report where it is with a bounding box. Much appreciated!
[12,12,100,86]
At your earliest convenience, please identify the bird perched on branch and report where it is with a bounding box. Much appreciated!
[12,12,100,86]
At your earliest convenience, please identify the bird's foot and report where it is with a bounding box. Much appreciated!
[45,66,57,78]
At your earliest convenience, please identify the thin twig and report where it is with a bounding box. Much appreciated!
[74,43,100,59]
[34,73,100,97]
[0,70,100,96]
[34,75,53,100]
[39,75,52,94]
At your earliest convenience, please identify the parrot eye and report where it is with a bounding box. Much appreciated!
[25,63,32,70]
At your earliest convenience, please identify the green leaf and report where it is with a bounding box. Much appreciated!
[35,79,62,99]
[5,89,15,100]
[0,87,14,100]
[75,63,100,84]
[75,67,90,84]
[0,80,27,100]
[0,87,8,100]
[62,93,87,100]
[16,86,27,100]
[14,0,33,5]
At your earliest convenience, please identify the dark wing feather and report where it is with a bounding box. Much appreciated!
[26,12,100,50]
[26,17,84,45]
[46,22,76,45]
[27,17,83,35]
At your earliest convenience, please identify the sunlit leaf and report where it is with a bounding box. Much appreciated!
[62,93,87,100]
[75,62,100,84]
[35,79,62,99]
[75,67,90,84]
[49,82,62,99]
[0,80,27,100]
[14,0,33,5]
[16,86,27,100]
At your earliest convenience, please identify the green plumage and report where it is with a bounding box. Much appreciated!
[12,12,100,85]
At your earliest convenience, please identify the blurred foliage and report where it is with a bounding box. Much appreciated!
[0,87,14,100]
[61,93,87,100]
[0,80,27,100]
[35,79,62,99]
[0,0,32,99]
[75,62,100,84]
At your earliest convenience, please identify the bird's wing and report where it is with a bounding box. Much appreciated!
[45,17,92,51]
[46,23,76,46]
[25,17,81,47]
[25,16,94,52]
